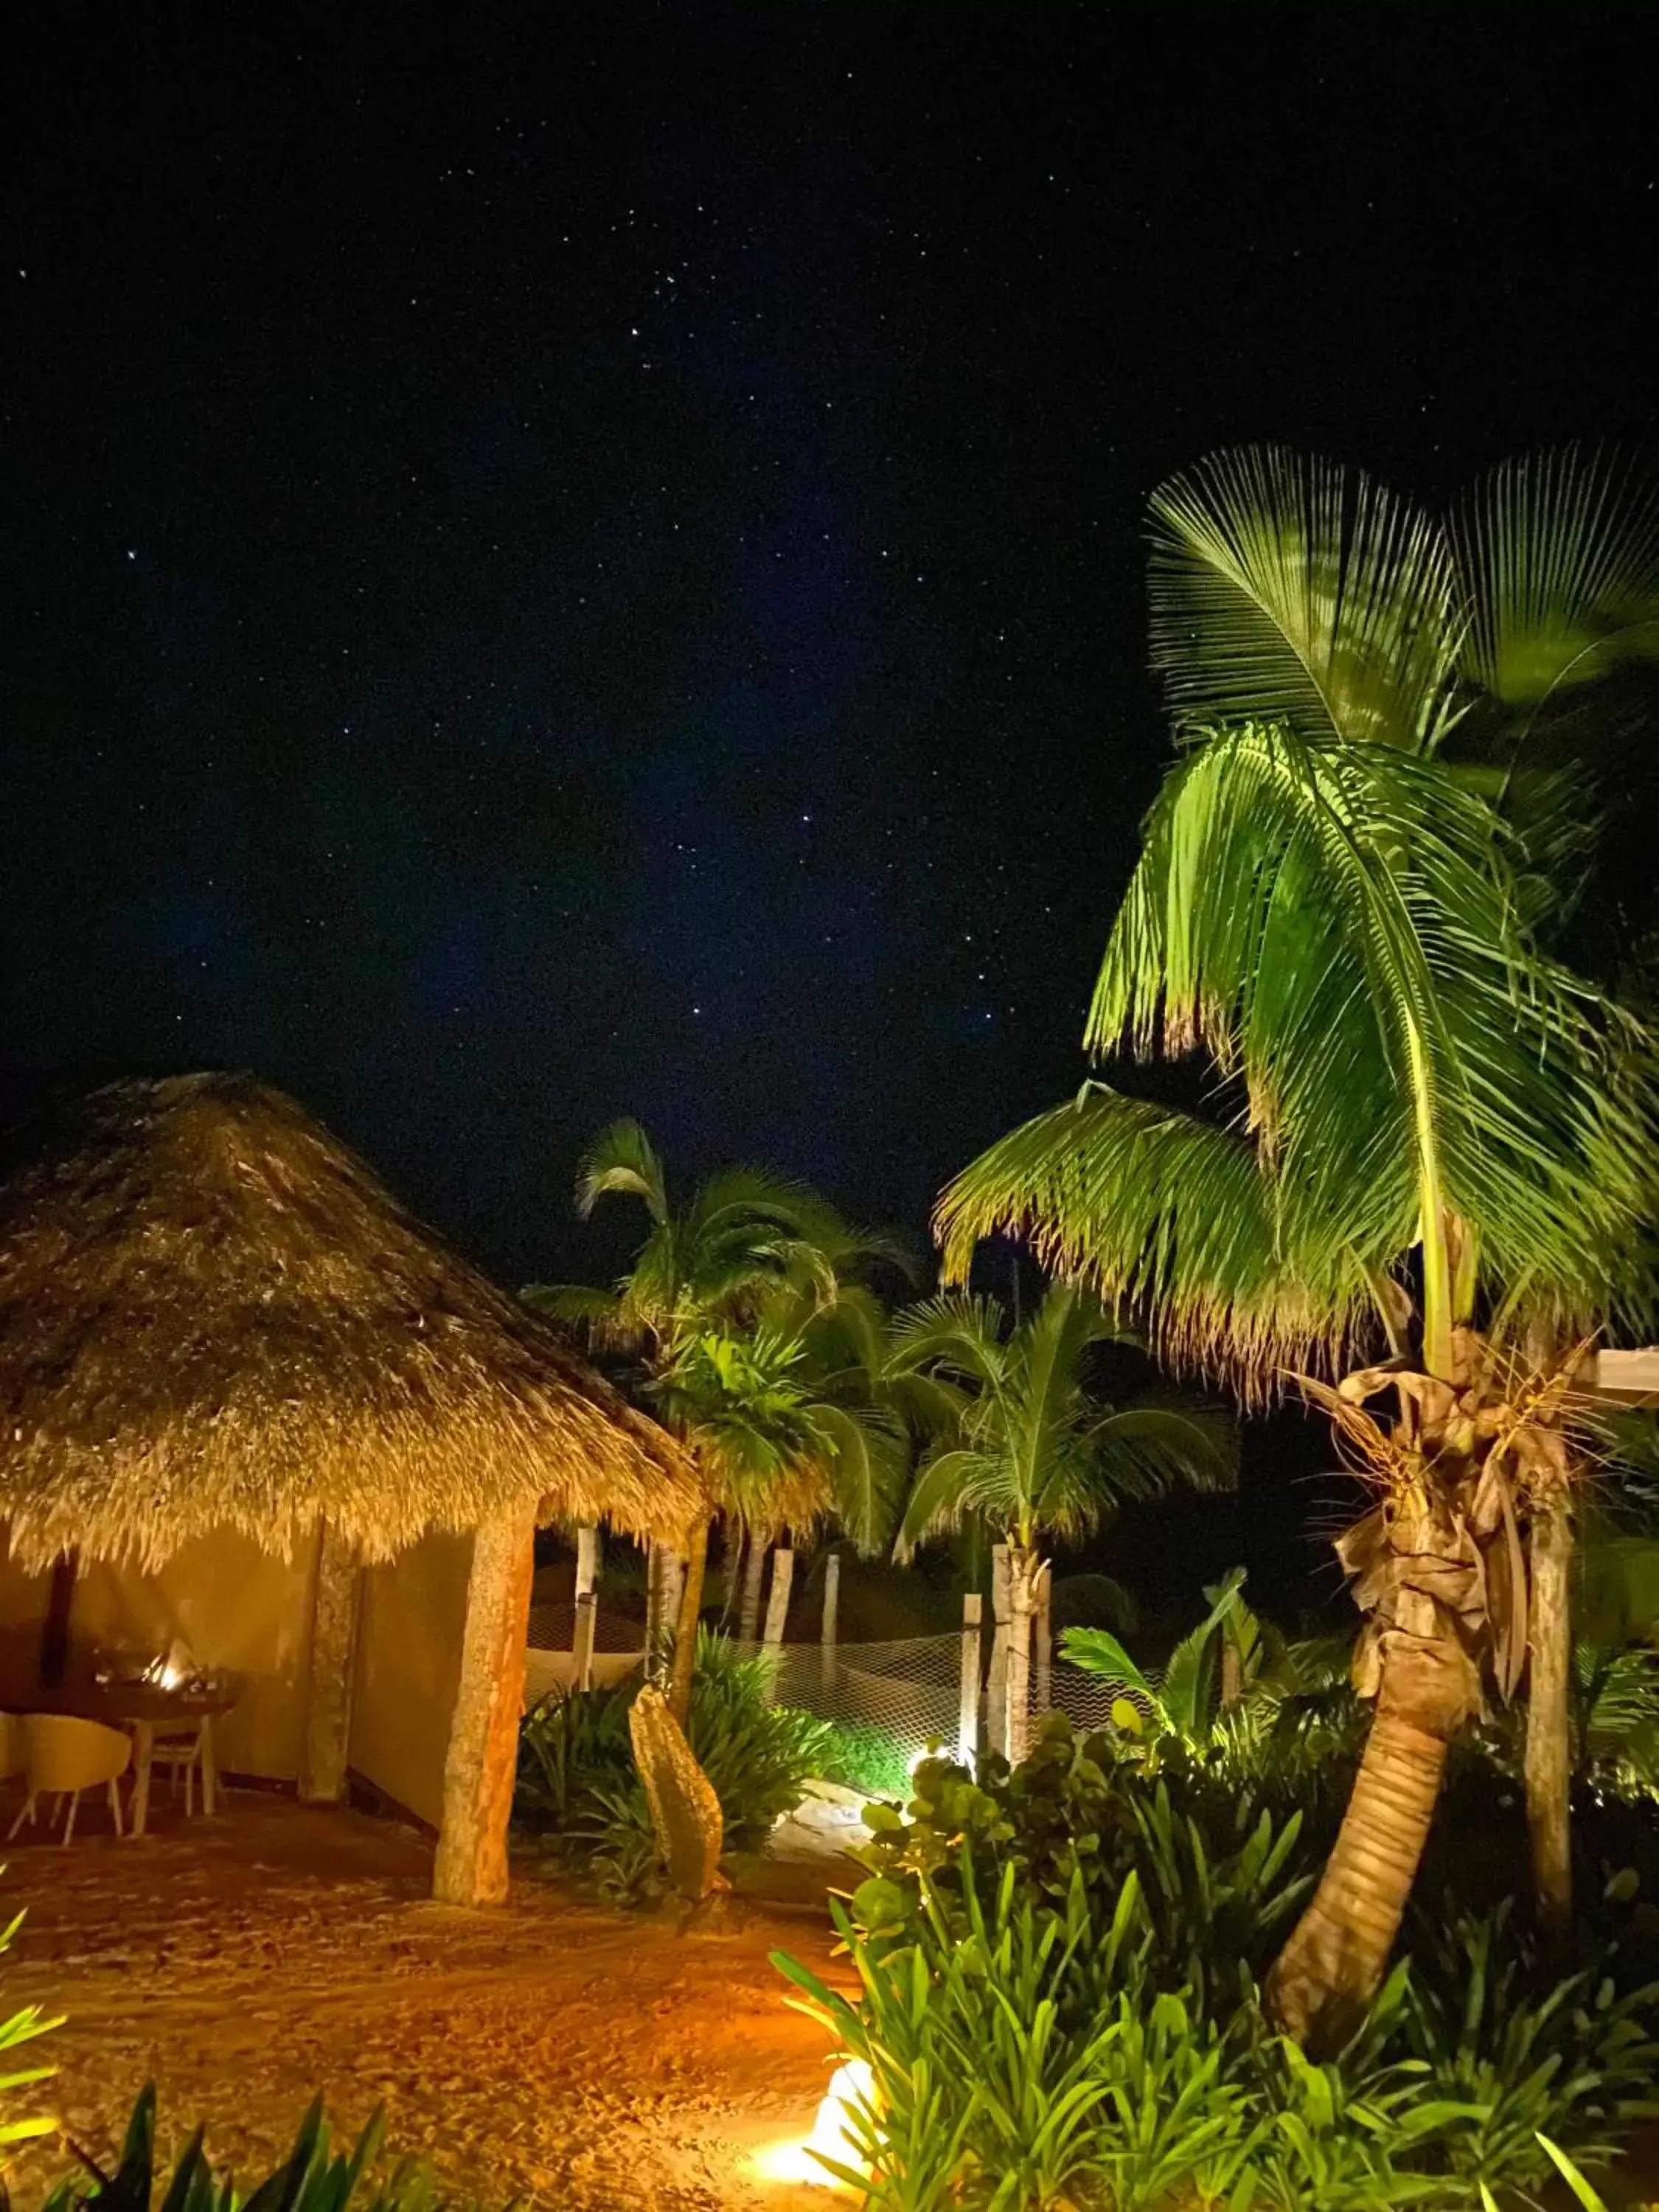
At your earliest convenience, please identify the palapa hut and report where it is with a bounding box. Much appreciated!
[0,1071,695,1904]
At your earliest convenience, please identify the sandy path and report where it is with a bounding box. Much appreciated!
[1,1791,852,2211]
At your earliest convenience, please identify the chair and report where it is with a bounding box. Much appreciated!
[151,1719,207,1816]
[7,1715,131,1844]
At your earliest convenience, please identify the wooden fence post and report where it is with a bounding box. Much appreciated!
[959,1590,983,1764]
[574,1524,601,1601]
[763,1545,794,1647]
[571,1592,597,1691]
[821,1552,841,1690]
[1034,1561,1053,1716]
[987,1544,1011,1761]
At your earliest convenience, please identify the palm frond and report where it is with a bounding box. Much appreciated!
[812,1402,909,1557]
[574,1118,669,1224]
[894,1447,1001,1559]
[936,1084,1375,1390]
[1082,720,1658,1367]
[1060,1625,1160,1710]
[1452,446,1659,714]
[885,1293,1009,1390]
[520,1281,630,1335]
[1148,445,1461,748]
[1089,1403,1237,1498]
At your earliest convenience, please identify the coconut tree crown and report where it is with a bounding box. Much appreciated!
[940,719,1659,1394]
[886,1284,1234,1560]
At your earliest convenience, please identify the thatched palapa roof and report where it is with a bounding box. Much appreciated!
[0,1074,695,1570]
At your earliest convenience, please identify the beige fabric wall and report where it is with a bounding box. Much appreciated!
[0,1524,321,1781]
[349,1528,474,1832]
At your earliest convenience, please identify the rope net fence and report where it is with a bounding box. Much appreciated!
[525,1595,1122,1779]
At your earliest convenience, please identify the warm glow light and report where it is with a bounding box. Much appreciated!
[751,2059,874,2188]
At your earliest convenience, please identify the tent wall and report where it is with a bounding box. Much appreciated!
[347,1528,474,1831]
[0,1525,321,1781]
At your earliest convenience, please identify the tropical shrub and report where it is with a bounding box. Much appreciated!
[40,2086,482,2212]
[776,1717,1659,2208]
[515,1629,836,1899]
[1,1906,59,2163]
[815,1720,914,1801]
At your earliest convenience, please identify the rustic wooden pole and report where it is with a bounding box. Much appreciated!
[821,1551,841,1691]
[987,1543,1011,1761]
[299,1520,363,1804]
[41,1550,80,1688]
[433,1504,537,1907]
[1526,1486,1574,1930]
[1034,1561,1053,1717]
[739,1534,769,1644]
[571,1592,597,1691]
[574,1523,601,1601]
[959,1590,983,1764]
[763,1545,794,1647]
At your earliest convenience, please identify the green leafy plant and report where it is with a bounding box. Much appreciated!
[1,1905,60,2160]
[515,1629,835,1899]
[779,1720,1659,2209]
[40,2087,481,2212]
[815,1720,914,1800]
[1401,1899,1659,2195]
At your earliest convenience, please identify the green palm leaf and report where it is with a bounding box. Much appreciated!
[575,1117,669,1224]
[1452,446,1659,713]
[1149,445,1461,749]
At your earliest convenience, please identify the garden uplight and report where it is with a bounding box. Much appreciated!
[751,2058,873,2188]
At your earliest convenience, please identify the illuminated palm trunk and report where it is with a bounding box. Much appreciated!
[1004,1545,1040,1763]
[1525,1492,1573,1929]
[1267,1479,1478,2048]
[1265,1690,1450,2045]
[667,1515,711,1728]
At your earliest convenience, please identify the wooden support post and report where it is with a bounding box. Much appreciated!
[739,1535,768,1644]
[574,1523,601,1601]
[571,1591,597,1691]
[763,1545,794,1647]
[41,1550,79,1688]
[1034,1562,1053,1717]
[299,1520,362,1805]
[987,1544,1011,1762]
[821,1552,841,1691]
[433,1505,537,1907]
[959,1590,983,1764]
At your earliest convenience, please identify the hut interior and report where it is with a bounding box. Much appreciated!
[0,1074,693,1902]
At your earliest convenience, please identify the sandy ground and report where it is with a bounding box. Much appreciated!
[0,1788,857,2211]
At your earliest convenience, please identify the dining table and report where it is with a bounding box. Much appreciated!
[0,1658,243,1836]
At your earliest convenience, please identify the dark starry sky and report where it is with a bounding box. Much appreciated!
[4,2,1658,1314]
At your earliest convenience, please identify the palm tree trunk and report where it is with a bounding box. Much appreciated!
[738,1529,769,1646]
[1525,1491,1573,1930]
[1004,1546,1040,1764]
[1267,1614,1461,2049]
[667,1517,711,1728]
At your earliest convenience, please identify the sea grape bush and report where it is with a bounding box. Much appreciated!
[776,1715,1659,2211]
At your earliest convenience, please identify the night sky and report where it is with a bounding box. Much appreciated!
[6,7,1658,1334]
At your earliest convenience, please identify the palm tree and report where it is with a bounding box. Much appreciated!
[936,450,1659,2039]
[526,1119,902,1725]
[884,1284,1233,1761]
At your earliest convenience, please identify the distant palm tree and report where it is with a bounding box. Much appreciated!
[938,446,1659,2039]
[526,1119,903,1725]
[885,1284,1233,1761]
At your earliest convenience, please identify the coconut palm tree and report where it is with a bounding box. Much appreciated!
[1145,442,1659,1935]
[884,1284,1233,1761]
[525,1119,904,1725]
[939,709,1656,2040]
